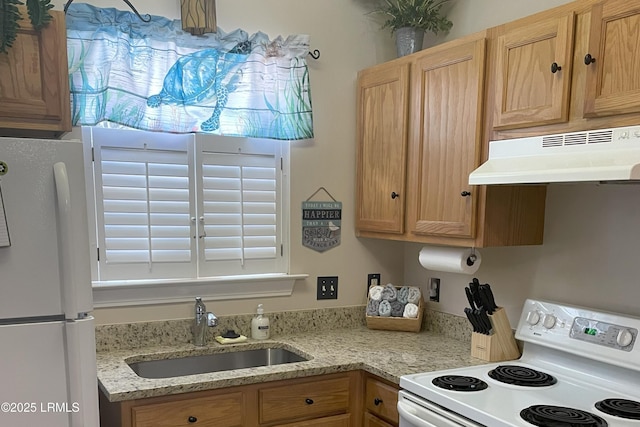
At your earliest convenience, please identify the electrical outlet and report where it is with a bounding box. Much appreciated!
[367,273,381,289]
[429,277,440,302]
[317,276,338,300]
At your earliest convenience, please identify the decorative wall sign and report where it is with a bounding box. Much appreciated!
[302,187,341,252]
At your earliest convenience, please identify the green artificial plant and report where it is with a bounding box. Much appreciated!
[1,0,54,54]
[373,0,453,35]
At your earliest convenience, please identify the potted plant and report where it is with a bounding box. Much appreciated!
[1,0,54,54]
[372,0,453,57]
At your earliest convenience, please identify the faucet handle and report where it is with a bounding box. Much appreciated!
[206,312,218,327]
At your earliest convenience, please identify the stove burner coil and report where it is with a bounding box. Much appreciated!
[431,375,488,392]
[488,365,557,387]
[595,398,640,420]
[520,405,608,427]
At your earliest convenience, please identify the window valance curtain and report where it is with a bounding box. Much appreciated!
[66,3,314,140]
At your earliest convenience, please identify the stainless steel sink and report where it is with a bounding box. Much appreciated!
[128,347,309,379]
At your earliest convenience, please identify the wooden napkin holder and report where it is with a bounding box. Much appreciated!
[365,286,424,333]
[470,307,520,362]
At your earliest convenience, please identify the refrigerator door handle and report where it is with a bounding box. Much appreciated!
[54,162,88,319]
[66,318,99,427]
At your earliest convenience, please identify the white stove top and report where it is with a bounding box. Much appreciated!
[400,299,640,427]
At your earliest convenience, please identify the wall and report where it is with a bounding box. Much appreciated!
[53,0,405,324]
[404,0,640,325]
[407,184,640,325]
[55,0,633,326]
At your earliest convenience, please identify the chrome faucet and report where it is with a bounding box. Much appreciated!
[193,297,218,346]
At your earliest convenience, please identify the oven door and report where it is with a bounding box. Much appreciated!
[398,391,484,427]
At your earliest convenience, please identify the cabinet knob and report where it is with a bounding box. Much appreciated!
[188,416,197,423]
[391,191,399,199]
[305,398,314,405]
[551,62,562,73]
[584,54,596,65]
[461,191,471,197]
[374,397,383,406]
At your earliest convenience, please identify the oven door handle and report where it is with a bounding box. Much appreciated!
[398,400,469,427]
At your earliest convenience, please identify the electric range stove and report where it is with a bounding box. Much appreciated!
[399,299,640,427]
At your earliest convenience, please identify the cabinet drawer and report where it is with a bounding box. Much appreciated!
[131,392,245,427]
[259,376,351,424]
[365,378,398,424]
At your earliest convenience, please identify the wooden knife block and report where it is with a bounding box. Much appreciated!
[470,307,521,362]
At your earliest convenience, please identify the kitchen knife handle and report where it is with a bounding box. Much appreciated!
[478,309,493,335]
[464,308,478,333]
[465,287,476,310]
[484,284,498,311]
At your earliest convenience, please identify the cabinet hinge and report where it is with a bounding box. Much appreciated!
[97,247,100,261]
[91,147,95,162]
[280,244,284,256]
[280,157,283,171]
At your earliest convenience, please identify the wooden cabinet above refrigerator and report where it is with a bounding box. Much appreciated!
[0,7,71,138]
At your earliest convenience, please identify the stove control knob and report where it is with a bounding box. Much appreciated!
[616,329,634,348]
[542,314,557,329]
[526,311,540,326]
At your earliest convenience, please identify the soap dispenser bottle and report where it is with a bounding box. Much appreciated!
[251,304,270,340]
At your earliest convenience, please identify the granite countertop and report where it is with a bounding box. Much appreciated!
[98,326,488,402]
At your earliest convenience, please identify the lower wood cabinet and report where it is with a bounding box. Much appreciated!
[99,371,403,427]
[131,392,245,427]
[99,372,359,427]
[363,412,395,427]
[362,374,399,427]
[260,376,351,425]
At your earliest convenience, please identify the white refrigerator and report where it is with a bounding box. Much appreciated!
[0,137,99,427]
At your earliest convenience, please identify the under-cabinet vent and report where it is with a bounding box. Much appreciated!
[564,133,587,146]
[542,129,614,148]
[542,135,563,148]
[469,125,640,185]
[588,129,614,144]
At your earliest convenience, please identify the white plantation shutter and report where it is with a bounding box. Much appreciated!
[197,137,284,276]
[90,127,196,281]
[86,127,287,286]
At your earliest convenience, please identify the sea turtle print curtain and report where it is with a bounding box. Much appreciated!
[65,3,314,140]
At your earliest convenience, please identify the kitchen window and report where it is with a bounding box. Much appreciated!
[82,127,304,306]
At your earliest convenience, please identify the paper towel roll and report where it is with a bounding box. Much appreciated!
[418,246,481,274]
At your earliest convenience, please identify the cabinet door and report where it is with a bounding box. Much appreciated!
[275,413,351,427]
[356,62,410,234]
[364,377,398,425]
[584,0,640,117]
[407,38,486,239]
[363,413,394,427]
[493,13,575,130]
[0,8,71,137]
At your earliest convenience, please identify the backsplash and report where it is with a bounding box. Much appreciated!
[94,306,471,352]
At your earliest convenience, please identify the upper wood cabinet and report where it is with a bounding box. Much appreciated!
[355,33,547,248]
[583,0,640,118]
[406,37,486,239]
[490,0,640,137]
[493,13,575,130]
[0,7,71,138]
[356,61,410,234]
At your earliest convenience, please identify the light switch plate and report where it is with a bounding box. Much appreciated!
[317,276,338,300]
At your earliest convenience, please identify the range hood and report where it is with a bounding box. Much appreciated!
[468,125,640,185]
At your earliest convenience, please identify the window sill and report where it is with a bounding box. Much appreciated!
[92,274,309,308]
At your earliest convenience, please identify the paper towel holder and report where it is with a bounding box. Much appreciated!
[466,248,478,266]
